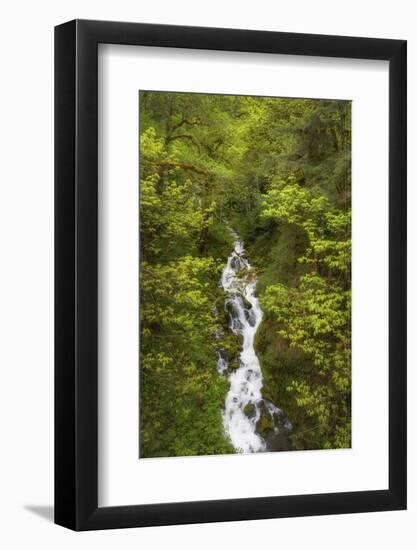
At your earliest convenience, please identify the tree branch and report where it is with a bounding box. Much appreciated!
[165,133,201,152]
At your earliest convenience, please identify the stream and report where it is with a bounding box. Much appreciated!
[217,230,292,453]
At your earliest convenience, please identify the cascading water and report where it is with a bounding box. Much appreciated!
[217,230,291,453]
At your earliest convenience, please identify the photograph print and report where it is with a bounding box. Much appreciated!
[139,91,351,458]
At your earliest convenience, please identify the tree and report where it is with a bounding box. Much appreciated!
[139,91,352,455]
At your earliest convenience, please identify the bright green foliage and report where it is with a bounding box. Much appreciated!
[261,276,351,448]
[139,91,351,456]
[139,93,236,457]
[140,128,207,261]
[140,257,233,457]
[254,100,352,450]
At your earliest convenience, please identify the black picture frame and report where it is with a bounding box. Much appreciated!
[55,19,407,531]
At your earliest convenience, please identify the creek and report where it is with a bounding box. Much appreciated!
[217,230,292,453]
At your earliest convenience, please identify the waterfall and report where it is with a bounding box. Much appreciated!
[217,230,290,453]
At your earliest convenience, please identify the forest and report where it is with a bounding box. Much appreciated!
[139,90,351,458]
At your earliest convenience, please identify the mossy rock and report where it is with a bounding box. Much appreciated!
[257,412,275,438]
[218,332,242,361]
[243,403,256,418]
[228,358,241,371]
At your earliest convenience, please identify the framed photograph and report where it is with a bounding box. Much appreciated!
[55,19,406,530]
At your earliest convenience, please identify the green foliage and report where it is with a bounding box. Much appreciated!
[261,276,351,448]
[253,101,351,450]
[139,93,240,457]
[139,90,351,456]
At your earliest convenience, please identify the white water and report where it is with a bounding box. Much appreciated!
[218,230,282,453]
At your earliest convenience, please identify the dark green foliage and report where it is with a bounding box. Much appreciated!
[139,91,351,456]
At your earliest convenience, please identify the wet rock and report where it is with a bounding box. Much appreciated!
[224,298,237,317]
[244,308,256,326]
[231,256,247,271]
[256,400,292,441]
[265,431,292,452]
[231,318,244,332]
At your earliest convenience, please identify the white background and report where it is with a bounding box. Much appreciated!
[0,0,415,548]
[99,46,389,506]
